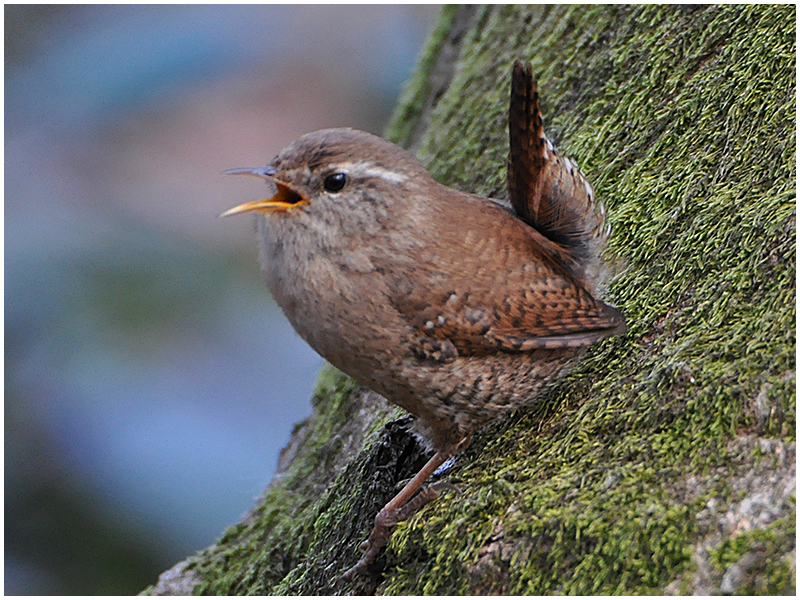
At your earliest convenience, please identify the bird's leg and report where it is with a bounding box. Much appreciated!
[341,435,470,581]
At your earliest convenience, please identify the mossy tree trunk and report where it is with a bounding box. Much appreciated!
[146,5,795,595]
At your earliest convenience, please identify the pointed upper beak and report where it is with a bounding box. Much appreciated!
[220,166,305,217]
[221,166,277,180]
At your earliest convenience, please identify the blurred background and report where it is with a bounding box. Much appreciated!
[5,5,439,594]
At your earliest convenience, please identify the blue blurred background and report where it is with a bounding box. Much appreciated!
[5,5,438,594]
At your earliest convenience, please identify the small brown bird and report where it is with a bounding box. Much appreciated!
[222,60,626,579]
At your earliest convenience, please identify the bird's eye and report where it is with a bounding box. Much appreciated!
[323,172,348,193]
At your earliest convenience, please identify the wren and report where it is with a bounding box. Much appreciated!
[222,59,627,579]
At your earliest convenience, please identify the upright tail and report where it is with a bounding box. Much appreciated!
[507,59,610,291]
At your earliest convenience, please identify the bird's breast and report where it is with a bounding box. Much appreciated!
[255,213,406,370]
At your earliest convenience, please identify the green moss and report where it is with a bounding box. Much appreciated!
[709,510,796,594]
[378,4,795,595]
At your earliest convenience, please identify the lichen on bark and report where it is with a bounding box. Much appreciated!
[145,4,795,595]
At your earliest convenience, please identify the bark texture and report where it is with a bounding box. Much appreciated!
[145,5,795,595]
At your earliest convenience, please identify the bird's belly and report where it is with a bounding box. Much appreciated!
[386,348,583,447]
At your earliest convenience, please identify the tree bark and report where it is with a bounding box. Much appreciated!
[145,5,795,595]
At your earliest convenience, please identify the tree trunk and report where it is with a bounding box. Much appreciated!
[145,5,795,595]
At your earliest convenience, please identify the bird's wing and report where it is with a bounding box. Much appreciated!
[384,209,625,362]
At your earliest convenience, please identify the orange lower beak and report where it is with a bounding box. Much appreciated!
[219,181,305,217]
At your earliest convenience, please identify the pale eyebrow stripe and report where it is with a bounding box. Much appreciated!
[331,162,408,184]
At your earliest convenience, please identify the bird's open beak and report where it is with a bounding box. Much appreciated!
[219,167,305,216]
